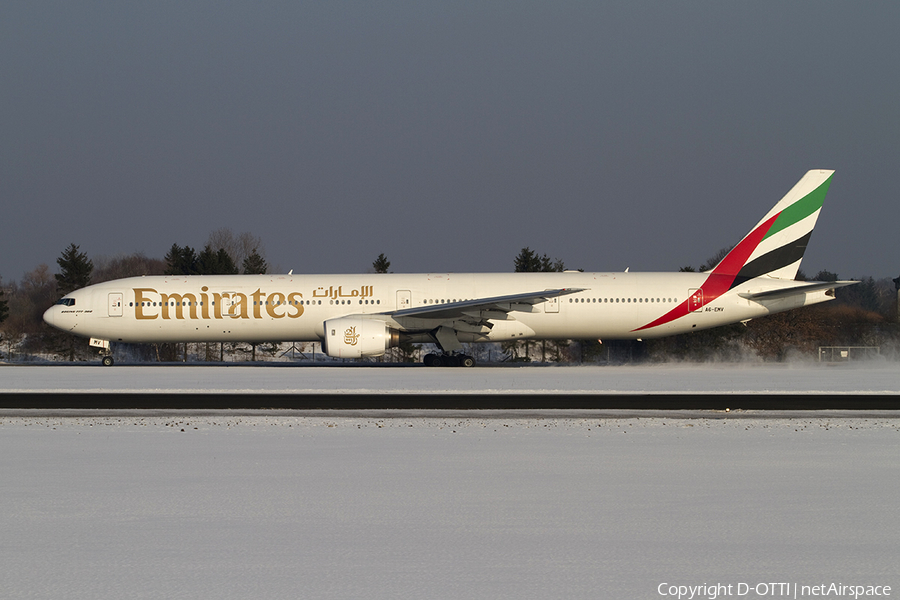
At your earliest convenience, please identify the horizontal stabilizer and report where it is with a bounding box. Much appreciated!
[738,280,858,301]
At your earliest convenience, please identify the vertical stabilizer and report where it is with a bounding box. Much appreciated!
[711,169,834,282]
[634,170,835,333]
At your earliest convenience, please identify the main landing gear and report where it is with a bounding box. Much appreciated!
[423,353,476,368]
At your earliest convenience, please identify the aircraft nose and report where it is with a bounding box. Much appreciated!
[43,306,59,329]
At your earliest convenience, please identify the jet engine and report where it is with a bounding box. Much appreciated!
[321,317,400,358]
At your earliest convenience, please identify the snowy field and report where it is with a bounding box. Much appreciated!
[2,362,900,394]
[2,364,898,598]
[1,413,898,599]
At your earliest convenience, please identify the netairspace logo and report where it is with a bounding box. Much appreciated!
[657,582,892,600]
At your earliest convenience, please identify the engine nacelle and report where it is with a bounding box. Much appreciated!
[321,317,400,358]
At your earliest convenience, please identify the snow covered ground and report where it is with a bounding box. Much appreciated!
[2,362,900,394]
[1,413,898,599]
[2,364,898,598]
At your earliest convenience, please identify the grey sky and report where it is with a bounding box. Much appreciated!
[2,2,898,282]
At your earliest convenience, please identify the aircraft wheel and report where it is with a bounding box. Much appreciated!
[431,355,443,367]
[461,356,476,368]
[101,356,115,367]
[423,354,436,367]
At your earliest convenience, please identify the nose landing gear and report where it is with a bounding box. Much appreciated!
[90,338,114,366]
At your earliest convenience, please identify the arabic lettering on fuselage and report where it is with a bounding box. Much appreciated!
[131,284,375,320]
[312,285,374,300]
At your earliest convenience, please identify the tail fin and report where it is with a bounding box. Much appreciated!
[710,169,834,283]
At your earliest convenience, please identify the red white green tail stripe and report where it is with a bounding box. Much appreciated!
[635,170,834,332]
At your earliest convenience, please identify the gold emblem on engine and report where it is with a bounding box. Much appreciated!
[344,326,360,346]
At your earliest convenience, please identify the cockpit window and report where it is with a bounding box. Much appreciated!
[54,298,75,307]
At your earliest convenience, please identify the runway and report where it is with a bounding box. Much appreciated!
[2,363,899,410]
[2,392,900,410]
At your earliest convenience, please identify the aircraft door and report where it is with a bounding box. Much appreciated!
[108,293,123,317]
[544,296,559,313]
[689,288,704,312]
[221,293,236,317]
[397,290,411,310]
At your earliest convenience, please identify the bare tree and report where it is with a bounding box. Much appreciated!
[699,246,734,272]
[0,278,10,358]
[93,253,167,283]
[206,228,265,270]
[0,279,8,327]
[10,265,61,357]
[1,288,29,360]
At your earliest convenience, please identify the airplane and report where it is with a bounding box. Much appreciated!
[44,169,856,367]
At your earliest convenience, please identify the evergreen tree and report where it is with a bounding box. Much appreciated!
[242,248,268,274]
[197,245,238,275]
[514,247,564,272]
[196,246,216,275]
[216,248,238,274]
[511,247,566,361]
[837,276,885,314]
[52,246,94,361]
[372,253,391,273]
[164,244,198,275]
[514,247,538,272]
[542,255,566,273]
[55,243,93,296]
[206,228,264,271]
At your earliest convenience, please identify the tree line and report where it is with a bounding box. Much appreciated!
[0,229,270,362]
[1,239,897,363]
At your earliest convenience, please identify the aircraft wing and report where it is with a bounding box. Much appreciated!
[738,280,858,301]
[389,288,586,320]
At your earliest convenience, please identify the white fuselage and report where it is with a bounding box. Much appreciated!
[43,272,832,345]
